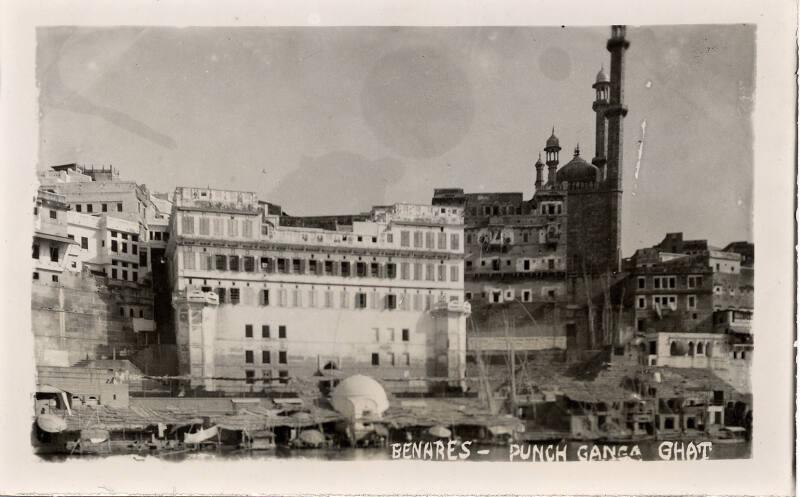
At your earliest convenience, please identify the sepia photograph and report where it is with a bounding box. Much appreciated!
[0,0,795,495]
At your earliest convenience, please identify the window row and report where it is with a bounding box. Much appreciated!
[372,327,411,343]
[398,230,460,251]
[206,286,457,311]
[244,369,290,385]
[149,230,169,241]
[32,243,60,263]
[32,272,59,283]
[636,274,705,290]
[636,294,697,310]
[183,253,460,282]
[244,324,287,339]
[245,349,288,365]
[74,202,123,214]
[371,351,411,367]
[469,257,560,271]
[181,215,255,239]
[110,239,138,255]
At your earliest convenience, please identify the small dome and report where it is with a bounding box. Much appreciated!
[330,375,389,419]
[595,67,610,84]
[556,147,599,184]
[535,154,544,166]
[545,129,561,150]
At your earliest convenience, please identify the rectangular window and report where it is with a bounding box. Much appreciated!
[637,277,646,289]
[279,351,287,364]
[245,350,254,363]
[32,272,39,280]
[111,240,118,252]
[242,220,253,238]
[216,287,226,303]
[227,218,238,237]
[117,203,123,212]
[262,350,271,364]
[215,255,227,271]
[425,232,434,249]
[425,263,435,281]
[437,232,447,250]
[413,263,422,280]
[183,252,195,270]
[243,256,255,272]
[400,262,410,280]
[292,259,302,273]
[122,270,128,280]
[49,246,59,262]
[325,290,333,308]
[75,205,81,213]
[355,293,367,309]
[278,325,287,339]
[32,243,39,259]
[356,262,367,277]
[245,370,255,384]
[229,256,240,271]
[80,236,89,249]
[100,203,107,213]
[230,288,240,305]
[687,295,697,310]
[262,325,270,338]
[371,353,380,366]
[450,265,459,282]
[182,215,194,234]
[86,204,93,213]
[122,242,128,254]
[132,244,138,255]
[386,294,397,310]
[277,258,288,273]
[278,371,289,384]
[199,217,210,235]
[450,233,460,251]
[637,296,646,309]
[688,275,704,289]
[370,262,380,277]
[260,289,270,306]
[340,261,350,277]
[325,260,334,275]
[413,231,423,248]
[212,218,223,236]
[402,328,410,342]
[386,263,397,279]
[400,231,410,247]
[52,275,59,283]
[245,324,253,338]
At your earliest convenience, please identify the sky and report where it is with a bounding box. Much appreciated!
[36,25,755,256]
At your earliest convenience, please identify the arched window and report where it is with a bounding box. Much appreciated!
[706,342,713,357]
[688,341,695,356]
[669,341,679,356]
[697,342,704,355]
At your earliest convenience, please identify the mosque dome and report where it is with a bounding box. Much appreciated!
[330,375,390,419]
[556,146,599,185]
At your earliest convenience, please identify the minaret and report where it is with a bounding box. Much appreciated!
[534,153,544,191]
[592,65,610,181]
[544,127,561,186]
[604,24,629,272]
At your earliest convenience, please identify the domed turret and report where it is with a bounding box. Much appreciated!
[556,145,599,187]
[595,66,610,84]
[545,129,560,150]
[534,153,545,190]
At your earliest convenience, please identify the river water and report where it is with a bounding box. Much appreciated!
[40,440,750,462]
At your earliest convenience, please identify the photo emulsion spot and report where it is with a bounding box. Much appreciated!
[31,24,755,463]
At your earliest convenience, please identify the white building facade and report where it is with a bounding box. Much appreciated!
[168,187,470,394]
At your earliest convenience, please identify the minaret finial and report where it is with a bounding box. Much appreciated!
[574,143,580,156]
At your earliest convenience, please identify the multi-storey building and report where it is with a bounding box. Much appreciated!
[431,26,632,356]
[167,187,469,394]
[621,232,753,392]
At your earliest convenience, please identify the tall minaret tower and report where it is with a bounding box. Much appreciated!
[592,66,610,180]
[544,128,561,186]
[604,25,629,272]
[534,153,545,191]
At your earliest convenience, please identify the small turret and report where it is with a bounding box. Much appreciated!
[544,127,561,185]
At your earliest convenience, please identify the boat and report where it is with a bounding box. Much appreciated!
[711,426,747,444]
[184,425,219,445]
[36,414,67,433]
[241,430,276,450]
